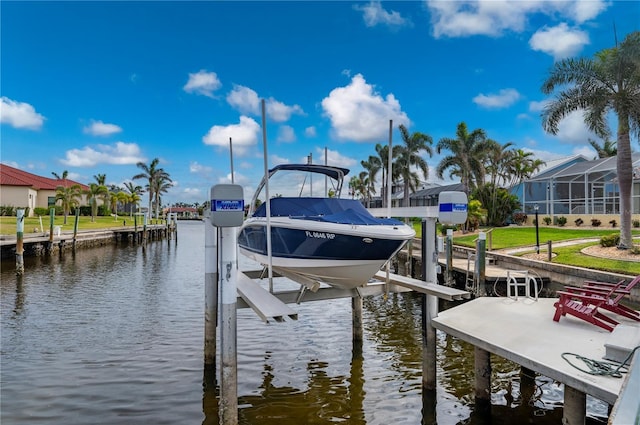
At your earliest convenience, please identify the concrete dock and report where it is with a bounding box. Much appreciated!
[431,297,639,405]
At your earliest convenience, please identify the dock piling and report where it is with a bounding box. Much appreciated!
[219,226,238,425]
[352,295,363,343]
[563,385,586,425]
[445,228,453,286]
[422,217,438,391]
[475,232,486,296]
[16,209,25,276]
[204,211,218,371]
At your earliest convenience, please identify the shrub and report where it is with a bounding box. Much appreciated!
[0,205,15,216]
[574,218,584,227]
[34,207,49,216]
[600,234,619,248]
[609,219,617,228]
[543,216,552,225]
[633,219,640,228]
[512,212,528,225]
[591,218,601,227]
[556,216,567,227]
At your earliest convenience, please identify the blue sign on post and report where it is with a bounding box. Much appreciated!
[438,191,468,224]
[210,184,244,227]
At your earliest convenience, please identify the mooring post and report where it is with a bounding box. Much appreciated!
[422,217,438,391]
[210,184,244,425]
[475,232,486,296]
[445,228,453,286]
[72,208,79,251]
[16,209,25,276]
[547,240,552,262]
[474,346,491,405]
[204,210,218,371]
[352,295,363,344]
[48,208,55,253]
[134,213,138,243]
[219,225,238,425]
[563,385,586,425]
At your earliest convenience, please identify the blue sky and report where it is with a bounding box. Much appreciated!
[2,1,638,205]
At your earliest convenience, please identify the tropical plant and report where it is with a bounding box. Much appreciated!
[360,156,381,207]
[55,184,82,224]
[51,170,70,187]
[588,138,617,159]
[133,158,171,220]
[152,175,173,221]
[541,31,640,249]
[396,124,432,207]
[436,122,492,196]
[374,143,401,208]
[84,183,109,222]
[472,184,520,226]
[123,182,144,216]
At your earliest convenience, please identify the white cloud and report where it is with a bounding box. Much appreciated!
[353,1,411,28]
[218,171,249,185]
[183,70,222,97]
[189,161,213,178]
[202,115,261,156]
[573,145,597,159]
[0,97,45,130]
[529,23,589,60]
[321,73,409,142]
[270,154,290,165]
[226,85,304,122]
[305,126,317,137]
[277,125,296,143]
[181,187,203,200]
[554,110,600,144]
[425,0,608,38]
[60,142,145,167]
[83,120,122,137]
[529,100,548,112]
[472,88,521,109]
[314,147,357,169]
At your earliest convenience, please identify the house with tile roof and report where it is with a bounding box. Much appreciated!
[0,164,90,217]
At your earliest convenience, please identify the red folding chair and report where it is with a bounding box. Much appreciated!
[553,281,626,332]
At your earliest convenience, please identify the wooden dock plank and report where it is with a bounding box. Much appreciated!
[237,273,298,323]
[373,271,470,300]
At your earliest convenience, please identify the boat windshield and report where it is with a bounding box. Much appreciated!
[249,165,348,216]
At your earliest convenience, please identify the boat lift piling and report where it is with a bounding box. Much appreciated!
[16,209,25,276]
[209,184,245,425]
[204,209,218,372]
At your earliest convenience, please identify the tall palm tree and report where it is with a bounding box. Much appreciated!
[588,138,618,159]
[133,158,171,220]
[375,143,401,208]
[55,184,82,224]
[152,175,173,221]
[84,183,109,222]
[436,122,492,197]
[360,156,381,207]
[51,170,70,187]
[396,124,432,207]
[541,31,640,249]
[93,174,110,213]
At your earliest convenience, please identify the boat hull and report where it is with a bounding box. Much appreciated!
[238,217,413,289]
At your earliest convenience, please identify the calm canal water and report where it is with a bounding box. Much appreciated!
[1,221,608,424]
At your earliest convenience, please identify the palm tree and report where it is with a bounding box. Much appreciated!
[588,138,618,159]
[55,184,82,224]
[541,31,640,249]
[375,143,401,208]
[133,158,171,220]
[396,124,432,207]
[435,122,492,197]
[123,182,144,216]
[93,174,110,213]
[51,170,70,187]
[84,183,109,222]
[360,156,381,207]
[152,175,173,221]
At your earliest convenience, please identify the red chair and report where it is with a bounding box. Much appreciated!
[573,276,640,322]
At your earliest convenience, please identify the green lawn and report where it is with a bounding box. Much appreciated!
[0,215,165,235]
[449,226,632,250]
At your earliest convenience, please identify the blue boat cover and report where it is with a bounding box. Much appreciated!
[252,197,404,226]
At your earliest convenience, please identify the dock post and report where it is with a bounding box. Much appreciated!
[422,217,438,391]
[547,240,552,262]
[563,385,586,425]
[16,209,25,276]
[219,226,238,425]
[445,228,453,286]
[352,295,363,344]
[72,208,79,252]
[204,210,218,372]
[474,347,491,410]
[48,208,55,254]
[475,232,486,296]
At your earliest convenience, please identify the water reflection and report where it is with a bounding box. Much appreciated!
[1,221,609,424]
